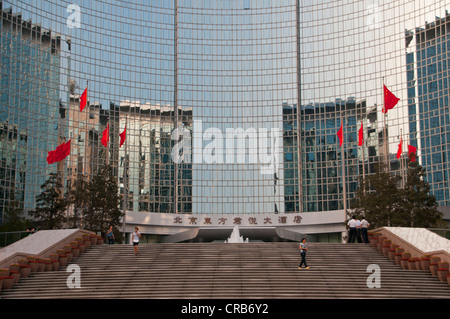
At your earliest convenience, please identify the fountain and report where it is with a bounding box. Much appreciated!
[225,225,249,243]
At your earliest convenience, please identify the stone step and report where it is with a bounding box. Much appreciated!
[1,242,449,299]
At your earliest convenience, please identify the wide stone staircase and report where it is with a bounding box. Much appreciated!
[1,242,449,299]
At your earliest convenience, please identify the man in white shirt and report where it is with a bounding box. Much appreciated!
[360,217,370,243]
[347,216,357,243]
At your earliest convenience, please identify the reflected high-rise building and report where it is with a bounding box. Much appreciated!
[406,11,450,206]
[0,3,61,222]
[1,0,449,241]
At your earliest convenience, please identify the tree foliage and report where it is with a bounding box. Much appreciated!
[0,191,30,232]
[29,172,67,229]
[351,157,443,228]
[83,164,123,239]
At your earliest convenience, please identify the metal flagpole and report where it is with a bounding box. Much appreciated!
[122,116,128,234]
[341,111,347,215]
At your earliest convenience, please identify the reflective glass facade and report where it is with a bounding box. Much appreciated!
[1,1,450,232]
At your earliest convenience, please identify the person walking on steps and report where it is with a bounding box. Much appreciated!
[298,238,310,269]
[132,227,141,256]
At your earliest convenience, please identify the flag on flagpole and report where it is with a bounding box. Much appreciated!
[101,123,109,147]
[397,137,403,159]
[119,126,126,147]
[358,121,364,146]
[80,86,88,112]
[337,122,343,147]
[408,144,417,162]
[47,139,71,164]
[383,84,400,113]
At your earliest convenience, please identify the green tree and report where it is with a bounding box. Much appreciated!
[0,191,29,232]
[84,165,123,240]
[401,154,442,227]
[29,172,67,229]
[351,162,406,228]
[66,174,88,228]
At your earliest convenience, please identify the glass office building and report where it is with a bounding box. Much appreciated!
[1,0,449,241]
[406,12,450,206]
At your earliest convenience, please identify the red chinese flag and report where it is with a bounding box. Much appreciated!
[383,84,400,113]
[408,144,417,162]
[358,121,364,146]
[101,123,109,147]
[396,137,403,159]
[337,122,343,147]
[47,139,71,164]
[119,126,126,147]
[80,87,88,112]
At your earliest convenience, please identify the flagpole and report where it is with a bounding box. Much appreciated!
[341,111,347,216]
[361,120,366,193]
[82,80,88,228]
[382,77,389,172]
[84,80,89,179]
[122,116,128,234]
[400,129,405,188]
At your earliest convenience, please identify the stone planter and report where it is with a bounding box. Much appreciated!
[438,261,449,270]
[415,258,422,270]
[1,276,14,289]
[430,263,439,276]
[382,245,390,256]
[37,261,46,272]
[59,255,68,267]
[10,271,20,284]
[66,251,73,262]
[430,256,441,264]
[421,257,430,271]
[17,258,28,266]
[407,259,416,270]
[394,254,402,265]
[370,237,378,248]
[83,240,91,249]
[447,274,450,287]
[79,244,86,253]
[64,245,72,253]
[401,258,409,270]
[90,235,97,245]
[97,236,104,245]
[437,268,449,282]
[388,249,396,260]
[72,248,80,257]
[9,263,20,272]
[44,261,53,272]
[51,260,60,271]
[19,265,31,278]
[28,260,39,272]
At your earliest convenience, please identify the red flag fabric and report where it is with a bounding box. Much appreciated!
[396,137,403,159]
[47,139,71,164]
[383,84,400,113]
[408,144,417,162]
[101,123,109,147]
[80,87,88,112]
[337,122,343,147]
[119,126,126,147]
[358,121,364,146]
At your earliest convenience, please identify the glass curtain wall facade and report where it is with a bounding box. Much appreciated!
[406,12,450,206]
[1,0,450,235]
